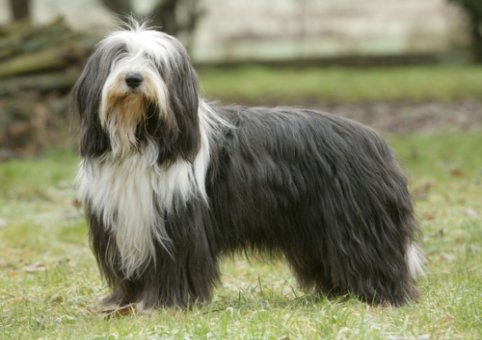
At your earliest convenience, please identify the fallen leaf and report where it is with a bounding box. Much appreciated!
[423,210,437,221]
[103,303,137,318]
[449,168,465,177]
[24,262,46,273]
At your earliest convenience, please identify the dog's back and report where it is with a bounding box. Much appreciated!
[205,105,422,305]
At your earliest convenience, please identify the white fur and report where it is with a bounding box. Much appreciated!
[99,59,170,131]
[406,242,425,279]
[101,24,182,77]
[99,29,175,156]
[77,24,230,278]
[77,105,215,278]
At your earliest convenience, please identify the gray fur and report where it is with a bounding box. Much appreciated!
[72,22,423,310]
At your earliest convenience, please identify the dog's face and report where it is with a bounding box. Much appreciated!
[73,23,201,161]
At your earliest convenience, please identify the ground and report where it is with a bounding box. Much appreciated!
[318,99,482,134]
[0,66,481,339]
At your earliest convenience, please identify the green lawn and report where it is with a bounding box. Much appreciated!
[1,132,481,339]
[198,65,482,104]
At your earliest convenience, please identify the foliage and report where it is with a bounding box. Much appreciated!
[449,0,482,62]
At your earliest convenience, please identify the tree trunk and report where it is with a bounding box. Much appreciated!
[151,0,179,35]
[470,15,482,62]
[100,0,133,16]
[9,0,31,21]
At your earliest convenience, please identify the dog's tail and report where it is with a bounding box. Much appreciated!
[406,242,425,280]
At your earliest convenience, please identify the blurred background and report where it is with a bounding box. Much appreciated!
[1,2,481,337]
[0,0,481,157]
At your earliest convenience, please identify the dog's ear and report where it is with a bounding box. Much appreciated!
[71,43,125,157]
[164,39,201,162]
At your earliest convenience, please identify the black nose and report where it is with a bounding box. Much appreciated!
[125,72,143,88]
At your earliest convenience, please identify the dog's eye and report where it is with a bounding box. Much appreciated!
[143,53,164,75]
[143,52,157,63]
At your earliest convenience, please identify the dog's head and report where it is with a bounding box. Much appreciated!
[72,21,200,161]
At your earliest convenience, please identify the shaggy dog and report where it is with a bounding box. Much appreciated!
[73,21,423,311]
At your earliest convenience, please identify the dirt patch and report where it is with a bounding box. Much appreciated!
[1,98,481,160]
[314,99,482,134]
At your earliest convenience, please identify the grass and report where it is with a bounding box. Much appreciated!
[1,64,481,338]
[1,132,481,339]
[198,65,482,103]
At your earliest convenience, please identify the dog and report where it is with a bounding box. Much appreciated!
[72,21,424,311]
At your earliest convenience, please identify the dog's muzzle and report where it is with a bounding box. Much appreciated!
[125,72,144,89]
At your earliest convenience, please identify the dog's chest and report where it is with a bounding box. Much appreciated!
[76,151,203,277]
